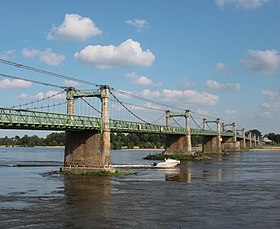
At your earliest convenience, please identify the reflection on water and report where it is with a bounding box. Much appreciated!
[1,148,280,228]
[165,165,224,183]
[63,176,112,228]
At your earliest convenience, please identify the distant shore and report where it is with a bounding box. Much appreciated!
[255,146,280,151]
[0,145,280,151]
[0,145,65,148]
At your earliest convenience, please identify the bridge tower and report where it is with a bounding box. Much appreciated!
[63,85,114,173]
[221,122,241,152]
[202,118,222,153]
[164,110,192,155]
[240,128,246,149]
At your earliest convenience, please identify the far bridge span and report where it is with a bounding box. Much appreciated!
[0,85,258,172]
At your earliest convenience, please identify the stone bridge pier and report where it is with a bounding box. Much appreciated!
[202,118,222,153]
[164,110,192,155]
[238,128,247,150]
[63,85,114,173]
[221,122,241,152]
[245,131,258,149]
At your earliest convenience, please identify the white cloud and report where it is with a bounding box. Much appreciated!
[63,80,80,87]
[225,109,237,115]
[47,14,102,41]
[260,111,272,118]
[22,48,65,66]
[240,49,280,74]
[32,92,45,100]
[17,91,65,100]
[113,89,134,99]
[205,80,241,91]
[0,79,32,89]
[215,0,269,9]
[176,79,196,89]
[215,62,232,75]
[0,50,17,60]
[125,102,161,111]
[262,101,280,109]
[206,80,225,90]
[22,48,39,58]
[195,109,209,116]
[74,39,155,69]
[40,49,65,66]
[227,83,241,91]
[17,93,29,99]
[126,19,148,32]
[261,90,279,98]
[261,89,280,110]
[126,72,161,86]
[45,90,65,99]
[141,89,219,106]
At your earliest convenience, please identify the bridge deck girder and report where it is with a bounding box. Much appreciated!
[0,108,251,139]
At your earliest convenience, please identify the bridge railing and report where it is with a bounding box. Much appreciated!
[192,129,219,136]
[109,119,186,134]
[0,108,101,130]
[0,108,250,139]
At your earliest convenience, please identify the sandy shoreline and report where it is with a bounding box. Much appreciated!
[254,146,280,151]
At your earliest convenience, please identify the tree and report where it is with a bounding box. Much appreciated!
[45,132,65,146]
[268,133,276,142]
[246,129,262,139]
[275,134,280,144]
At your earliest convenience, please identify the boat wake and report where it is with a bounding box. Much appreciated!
[112,164,153,168]
[112,159,180,169]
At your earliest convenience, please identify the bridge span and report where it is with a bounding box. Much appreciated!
[0,85,258,172]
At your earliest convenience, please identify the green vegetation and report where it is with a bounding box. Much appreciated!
[111,133,165,149]
[111,133,202,149]
[69,170,135,176]
[143,152,223,161]
[7,130,279,149]
[0,132,65,147]
[265,133,280,145]
[246,129,262,139]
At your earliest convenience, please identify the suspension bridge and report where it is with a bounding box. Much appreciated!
[0,59,258,172]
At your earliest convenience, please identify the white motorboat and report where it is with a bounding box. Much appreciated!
[154,158,180,168]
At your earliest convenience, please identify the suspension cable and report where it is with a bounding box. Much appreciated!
[80,97,101,114]
[171,117,183,127]
[28,101,67,110]
[110,91,150,124]
[108,98,165,112]
[190,110,219,120]
[0,58,100,87]
[110,87,186,111]
[150,113,166,124]
[10,90,65,109]
[206,123,213,131]
[0,73,66,89]
[190,114,203,130]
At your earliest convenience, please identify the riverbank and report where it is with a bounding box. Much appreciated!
[254,146,280,151]
[143,152,221,161]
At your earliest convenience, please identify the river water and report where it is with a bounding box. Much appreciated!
[1,147,280,228]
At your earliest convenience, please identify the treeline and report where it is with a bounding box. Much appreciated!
[0,133,65,147]
[265,133,280,144]
[0,132,203,149]
[111,133,202,149]
[111,133,165,149]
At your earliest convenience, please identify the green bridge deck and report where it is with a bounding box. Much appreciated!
[0,107,248,139]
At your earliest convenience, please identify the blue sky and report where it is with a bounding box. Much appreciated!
[0,0,280,136]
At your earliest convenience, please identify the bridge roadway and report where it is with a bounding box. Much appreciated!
[0,107,246,139]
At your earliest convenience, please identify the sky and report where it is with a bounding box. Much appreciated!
[0,0,280,137]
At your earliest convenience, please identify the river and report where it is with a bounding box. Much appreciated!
[0,147,280,228]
